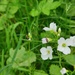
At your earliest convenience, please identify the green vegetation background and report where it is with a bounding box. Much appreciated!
[0,0,75,75]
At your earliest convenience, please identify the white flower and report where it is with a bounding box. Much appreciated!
[42,38,52,44]
[57,37,71,55]
[60,68,67,75]
[42,38,48,44]
[43,22,57,32]
[69,36,75,46]
[40,46,53,60]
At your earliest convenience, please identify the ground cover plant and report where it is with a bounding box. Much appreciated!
[0,0,75,75]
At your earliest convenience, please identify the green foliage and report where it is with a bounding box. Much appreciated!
[7,0,20,18]
[34,70,48,75]
[41,0,53,15]
[7,46,36,68]
[49,65,61,75]
[0,0,75,75]
[41,31,57,38]
[41,31,58,42]
[66,4,75,16]
[0,0,8,12]
[30,0,61,17]
[30,9,40,17]
[64,54,75,66]
[0,0,20,31]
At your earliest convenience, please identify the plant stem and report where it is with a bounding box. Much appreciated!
[1,49,4,75]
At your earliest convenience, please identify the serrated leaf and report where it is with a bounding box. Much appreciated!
[49,65,61,75]
[19,51,36,67]
[38,0,46,11]
[30,0,46,17]
[34,70,48,75]
[30,0,60,16]
[64,54,75,66]
[41,0,53,15]
[7,46,36,68]
[42,5,50,15]
[7,0,20,18]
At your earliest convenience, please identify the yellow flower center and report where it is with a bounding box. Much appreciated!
[62,43,66,47]
[47,50,50,54]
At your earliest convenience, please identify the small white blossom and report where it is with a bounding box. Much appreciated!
[42,38,48,44]
[43,22,57,32]
[57,37,71,55]
[40,46,53,60]
[42,38,52,44]
[60,68,67,75]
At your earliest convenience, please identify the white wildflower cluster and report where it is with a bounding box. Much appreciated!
[42,22,61,44]
[40,22,75,60]
[40,22,75,75]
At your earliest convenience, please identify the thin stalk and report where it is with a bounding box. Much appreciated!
[1,49,4,75]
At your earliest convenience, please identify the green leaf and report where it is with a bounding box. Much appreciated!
[34,70,48,75]
[30,9,40,17]
[49,65,61,75]
[38,0,46,11]
[30,0,61,16]
[30,0,46,17]
[19,50,36,67]
[7,0,20,18]
[50,1,61,10]
[64,54,75,66]
[41,0,53,15]
[67,5,75,16]
[7,46,36,68]
[0,0,8,12]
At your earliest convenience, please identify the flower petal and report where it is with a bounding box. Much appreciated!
[50,22,57,32]
[40,47,47,55]
[58,37,65,45]
[42,38,47,44]
[47,46,52,50]
[57,45,64,52]
[43,27,50,31]
[63,47,71,55]
[48,54,53,60]
[41,54,48,60]
[65,38,72,46]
